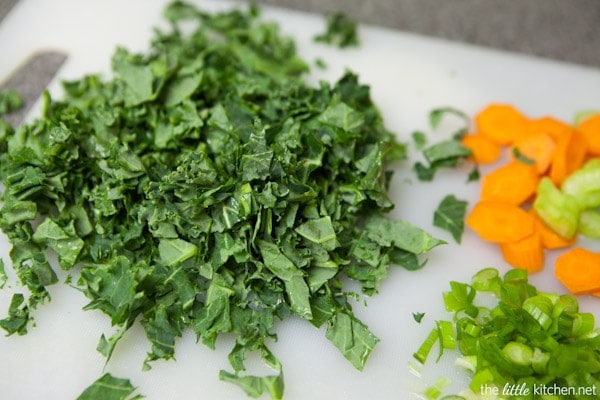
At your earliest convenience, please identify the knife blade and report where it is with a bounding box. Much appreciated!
[0,51,68,126]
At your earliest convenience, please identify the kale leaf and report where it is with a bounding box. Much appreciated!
[314,12,360,48]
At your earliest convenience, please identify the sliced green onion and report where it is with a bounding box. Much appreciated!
[572,312,595,337]
[437,320,456,350]
[414,327,439,364]
[454,355,477,373]
[415,267,600,399]
[471,267,501,293]
[469,368,494,393]
[552,294,578,317]
[531,347,550,374]
[503,267,528,283]
[522,295,554,330]
[502,341,533,366]
[424,377,451,400]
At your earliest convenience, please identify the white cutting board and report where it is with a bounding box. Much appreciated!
[1,1,600,399]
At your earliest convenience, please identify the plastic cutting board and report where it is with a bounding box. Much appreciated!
[1,1,600,399]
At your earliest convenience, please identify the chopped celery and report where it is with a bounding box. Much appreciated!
[561,158,600,209]
[533,177,580,239]
[579,209,600,239]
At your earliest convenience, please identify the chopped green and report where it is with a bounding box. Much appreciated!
[76,373,143,400]
[413,107,472,181]
[466,166,480,182]
[428,107,469,135]
[433,194,468,243]
[0,1,442,398]
[325,311,380,370]
[412,130,428,150]
[413,311,426,323]
[314,12,360,48]
[0,88,23,116]
[415,267,600,398]
[0,293,29,335]
[511,147,535,165]
[422,140,472,166]
[0,258,6,289]
[315,57,327,69]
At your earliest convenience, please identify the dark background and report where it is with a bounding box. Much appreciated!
[258,0,600,68]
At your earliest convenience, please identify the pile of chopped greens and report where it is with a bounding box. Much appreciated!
[0,1,443,398]
[414,268,600,400]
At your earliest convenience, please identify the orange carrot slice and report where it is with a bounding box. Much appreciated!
[511,132,557,174]
[578,113,600,156]
[500,231,544,273]
[475,104,528,145]
[549,128,588,185]
[466,201,535,243]
[461,133,502,164]
[555,247,600,294]
[525,116,571,142]
[480,161,539,205]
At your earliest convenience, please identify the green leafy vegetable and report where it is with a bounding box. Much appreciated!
[415,267,600,398]
[0,258,6,289]
[314,12,360,48]
[413,311,426,323]
[76,373,143,400]
[0,89,23,116]
[0,1,441,398]
[411,130,428,150]
[511,147,535,165]
[413,108,472,181]
[466,166,480,182]
[433,195,468,243]
[429,107,469,135]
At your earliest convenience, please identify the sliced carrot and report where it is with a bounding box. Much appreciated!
[460,133,502,164]
[525,116,571,142]
[529,209,576,250]
[549,128,588,185]
[554,247,600,294]
[578,113,600,155]
[475,103,528,145]
[500,231,544,273]
[480,161,539,205]
[466,201,535,243]
[511,131,556,174]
